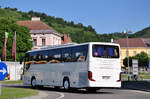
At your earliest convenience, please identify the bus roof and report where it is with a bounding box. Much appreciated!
[27,42,120,53]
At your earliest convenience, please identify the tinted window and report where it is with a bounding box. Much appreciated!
[62,47,72,62]
[48,49,62,63]
[25,44,88,64]
[72,45,88,62]
[92,45,119,58]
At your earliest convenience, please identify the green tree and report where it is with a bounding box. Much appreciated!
[0,17,33,61]
[123,52,149,70]
[135,52,149,69]
[123,56,135,68]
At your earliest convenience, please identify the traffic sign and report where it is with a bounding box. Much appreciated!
[0,62,8,80]
[132,59,138,75]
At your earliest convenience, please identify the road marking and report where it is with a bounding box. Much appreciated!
[55,92,64,99]
[128,90,150,94]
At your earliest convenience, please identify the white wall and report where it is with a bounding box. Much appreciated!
[31,33,61,49]
[4,62,23,80]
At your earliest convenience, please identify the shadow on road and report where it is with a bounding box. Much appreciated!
[3,84,113,94]
[4,81,150,94]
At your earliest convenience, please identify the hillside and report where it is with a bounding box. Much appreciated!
[130,27,150,38]
[0,7,149,43]
[0,9,19,18]
[0,7,102,43]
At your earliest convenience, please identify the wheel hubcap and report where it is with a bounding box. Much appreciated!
[32,79,36,87]
[64,80,69,89]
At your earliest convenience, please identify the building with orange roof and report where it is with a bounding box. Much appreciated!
[114,38,150,66]
[18,17,72,49]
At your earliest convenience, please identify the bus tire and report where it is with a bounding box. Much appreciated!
[63,78,70,90]
[31,77,36,88]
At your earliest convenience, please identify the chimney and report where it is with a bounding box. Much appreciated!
[31,17,40,21]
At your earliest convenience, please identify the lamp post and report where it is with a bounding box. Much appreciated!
[123,30,132,74]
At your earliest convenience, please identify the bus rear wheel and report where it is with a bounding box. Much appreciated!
[63,79,70,90]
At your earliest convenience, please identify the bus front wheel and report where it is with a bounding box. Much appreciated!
[31,77,36,88]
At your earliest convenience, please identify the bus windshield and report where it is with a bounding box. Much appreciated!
[92,45,119,58]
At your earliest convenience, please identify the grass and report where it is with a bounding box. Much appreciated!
[140,75,150,79]
[121,73,150,80]
[121,74,130,79]
[1,80,23,85]
[0,87,38,99]
[139,72,150,75]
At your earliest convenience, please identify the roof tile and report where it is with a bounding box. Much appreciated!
[114,38,146,47]
[17,21,56,31]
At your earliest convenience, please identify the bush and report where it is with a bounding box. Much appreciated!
[123,52,149,69]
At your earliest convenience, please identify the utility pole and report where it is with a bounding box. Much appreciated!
[123,30,132,74]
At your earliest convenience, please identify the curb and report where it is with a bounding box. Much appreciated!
[125,87,150,92]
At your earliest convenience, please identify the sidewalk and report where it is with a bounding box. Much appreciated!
[122,81,150,92]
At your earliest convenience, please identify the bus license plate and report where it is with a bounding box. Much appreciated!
[102,76,110,80]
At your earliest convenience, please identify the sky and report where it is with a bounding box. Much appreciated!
[0,0,150,34]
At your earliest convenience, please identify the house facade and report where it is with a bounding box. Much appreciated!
[114,38,150,66]
[18,17,72,50]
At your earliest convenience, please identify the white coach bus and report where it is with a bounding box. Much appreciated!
[22,42,121,91]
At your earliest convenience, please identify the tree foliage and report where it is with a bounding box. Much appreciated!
[0,7,128,43]
[135,52,149,68]
[1,7,150,44]
[0,17,33,61]
[123,52,149,68]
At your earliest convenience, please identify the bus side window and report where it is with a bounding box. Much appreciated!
[72,45,88,62]
[48,49,62,63]
[35,54,41,61]
[41,51,49,61]
[75,52,85,62]
[62,48,72,62]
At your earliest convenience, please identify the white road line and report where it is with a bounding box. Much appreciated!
[128,90,150,94]
[55,92,65,99]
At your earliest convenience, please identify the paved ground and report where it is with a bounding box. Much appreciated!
[55,88,150,99]
[3,80,150,99]
[122,81,150,92]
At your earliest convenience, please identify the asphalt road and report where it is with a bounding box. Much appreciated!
[42,88,150,99]
[3,84,150,99]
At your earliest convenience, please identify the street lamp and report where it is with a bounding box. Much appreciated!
[123,30,132,74]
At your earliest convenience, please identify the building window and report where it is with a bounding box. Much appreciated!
[126,50,129,57]
[33,39,37,46]
[42,38,46,46]
[133,51,136,56]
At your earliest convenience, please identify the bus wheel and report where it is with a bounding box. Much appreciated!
[31,77,36,88]
[63,79,70,90]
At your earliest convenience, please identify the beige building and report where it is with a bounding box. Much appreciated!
[114,38,150,66]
